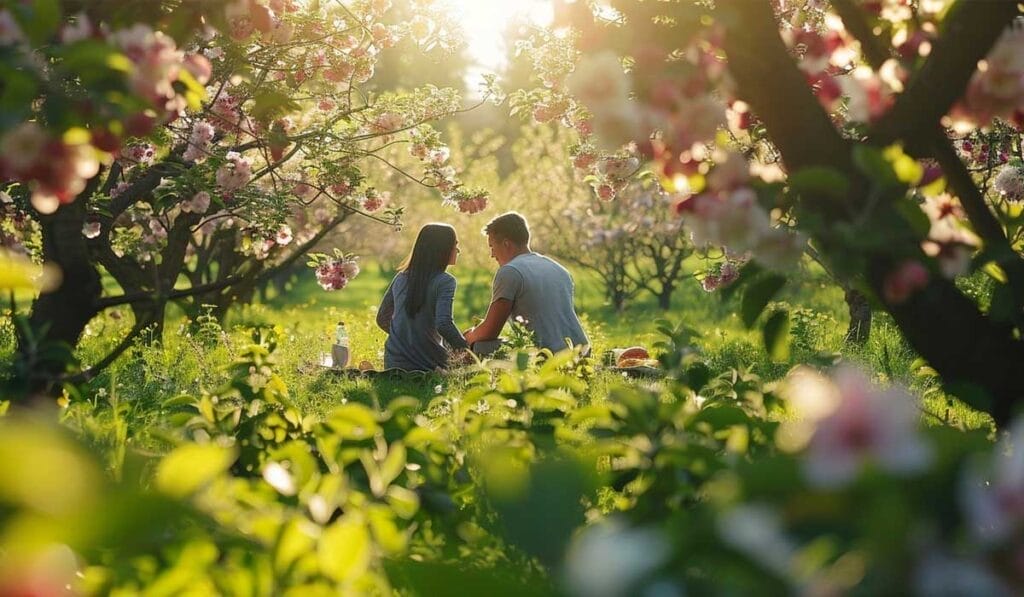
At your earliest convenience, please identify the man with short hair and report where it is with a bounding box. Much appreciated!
[464,212,589,353]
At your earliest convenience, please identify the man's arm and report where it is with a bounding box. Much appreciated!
[464,298,514,344]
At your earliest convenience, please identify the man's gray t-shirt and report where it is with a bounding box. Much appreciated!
[491,253,589,352]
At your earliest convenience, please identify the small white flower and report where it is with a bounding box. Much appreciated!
[263,462,296,496]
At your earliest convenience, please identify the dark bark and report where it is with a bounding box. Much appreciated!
[21,198,101,396]
[657,290,672,311]
[843,288,871,345]
[719,0,1024,425]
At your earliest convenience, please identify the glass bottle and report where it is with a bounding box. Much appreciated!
[332,321,350,368]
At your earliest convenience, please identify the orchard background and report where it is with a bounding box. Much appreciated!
[2,0,1024,594]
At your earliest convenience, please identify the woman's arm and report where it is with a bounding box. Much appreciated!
[434,275,469,350]
[376,277,396,333]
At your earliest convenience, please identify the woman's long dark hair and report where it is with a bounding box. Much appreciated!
[398,223,457,316]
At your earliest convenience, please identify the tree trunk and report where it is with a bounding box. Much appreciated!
[843,288,871,345]
[720,0,1024,426]
[657,288,672,311]
[21,200,101,396]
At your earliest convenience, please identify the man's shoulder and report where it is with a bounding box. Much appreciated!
[514,253,570,278]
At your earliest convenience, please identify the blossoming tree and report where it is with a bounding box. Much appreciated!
[516,0,1024,425]
[0,0,491,393]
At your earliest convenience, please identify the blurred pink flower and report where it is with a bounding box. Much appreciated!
[883,259,929,304]
[792,366,932,488]
[962,418,1024,544]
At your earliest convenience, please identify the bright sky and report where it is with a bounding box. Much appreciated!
[443,0,555,87]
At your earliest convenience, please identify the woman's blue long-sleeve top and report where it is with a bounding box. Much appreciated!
[375,271,469,371]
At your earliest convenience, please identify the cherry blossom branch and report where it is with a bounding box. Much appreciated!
[95,213,349,309]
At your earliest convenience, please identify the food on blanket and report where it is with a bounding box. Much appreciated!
[617,346,650,367]
[358,360,374,371]
[617,357,651,368]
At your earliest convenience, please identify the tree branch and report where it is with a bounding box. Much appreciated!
[868,0,1020,149]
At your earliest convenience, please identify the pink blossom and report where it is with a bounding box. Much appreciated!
[270,20,295,44]
[370,112,405,135]
[573,152,596,171]
[409,143,429,159]
[121,143,156,166]
[252,238,275,260]
[61,13,93,44]
[181,191,210,214]
[957,21,1024,126]
[111,24,186,112]
[315,257,360,291]
[784,366,932,488]
[597,156,639,180]
[962,418,1024,544]
[82,221,102,239]
[0,10,26,46]
[362,191,386,212]
[0,122,47,175]
[275,225,293,246]
[182,54,212,86]
[183,120,216,163]
[110,182,131,198]
[428,147,450,166]
[595,184,616,202]
[456,194,488,214]
[706,151,750,193]
[329,181,351,197]
[225,0,255,40]
[215,151,252,192]
[371,23,396,48]
[883,259,929,304]
[324,63,355,84]
[339,259,360,279]
[211,93,242,130]
[292,182,315,199]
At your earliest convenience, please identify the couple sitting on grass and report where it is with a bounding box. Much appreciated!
[375,212,589,372]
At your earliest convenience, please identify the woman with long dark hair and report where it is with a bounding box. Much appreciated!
[375,223,469,370]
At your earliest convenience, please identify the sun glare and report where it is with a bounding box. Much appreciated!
[442,0,554,86]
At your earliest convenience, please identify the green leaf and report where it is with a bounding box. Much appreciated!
[852,145,899,188]
[251,90,299,122]
[788,167,849,202]
[318,514,371,582]
[386,485,420,519]
[685,362,712,392]
[721,261,762,303]
[16,0,60,46]
[883,144,923,185]
[379,441,406,488]
[893,199,931,238]
[741,273,787,327]
[326,404,379,440]
[367,505,406,555]
[763,310,791,362]
[988,283,1016,323]
[275,518,317,574]
[156,444,236,498]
